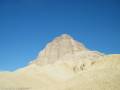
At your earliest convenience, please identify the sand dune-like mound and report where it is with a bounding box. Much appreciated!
[0,34,120,90]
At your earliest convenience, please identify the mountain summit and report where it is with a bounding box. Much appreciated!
[31,34,88,65]
[31,34,102,65]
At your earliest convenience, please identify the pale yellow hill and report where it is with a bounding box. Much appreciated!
[0,54,120,90]
[0,34,119,90]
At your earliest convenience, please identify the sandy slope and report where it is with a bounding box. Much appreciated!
[0,55,120,90]
[0,34,120,90]
[62,54,120,90]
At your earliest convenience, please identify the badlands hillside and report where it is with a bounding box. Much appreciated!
[0,34,120,90]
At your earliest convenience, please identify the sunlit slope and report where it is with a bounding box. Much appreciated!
[0,71,60,90]
[0,55,120,90]
[62,54,120,90]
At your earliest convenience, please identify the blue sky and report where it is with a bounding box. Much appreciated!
[0,0,120,71]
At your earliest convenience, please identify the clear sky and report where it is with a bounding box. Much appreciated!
[0,0,120,71]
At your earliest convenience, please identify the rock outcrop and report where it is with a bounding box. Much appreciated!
[31,34,103,66]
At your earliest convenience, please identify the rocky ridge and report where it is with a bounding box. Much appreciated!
[31,34,104,66]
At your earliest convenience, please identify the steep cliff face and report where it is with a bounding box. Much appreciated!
[31,34,103,65]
